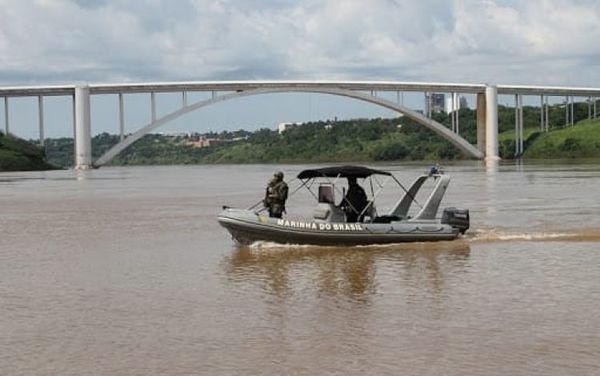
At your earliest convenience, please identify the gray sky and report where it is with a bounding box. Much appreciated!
[1,0,599,138]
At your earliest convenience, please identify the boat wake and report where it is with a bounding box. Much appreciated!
[246,228,600,250]
[467,228,600,242]
[247,238,471,251]
[249,241,315,250]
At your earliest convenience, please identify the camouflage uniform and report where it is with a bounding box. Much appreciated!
[264,172,288,218]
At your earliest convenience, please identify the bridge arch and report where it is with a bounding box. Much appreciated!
[95,87,483,166]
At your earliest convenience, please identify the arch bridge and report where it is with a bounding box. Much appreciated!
[1,81,600,168]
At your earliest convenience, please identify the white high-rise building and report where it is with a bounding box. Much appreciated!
[278,122,293,134]
[445,94,468,113]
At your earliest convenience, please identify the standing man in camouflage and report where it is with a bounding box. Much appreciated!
[264,171,288,218]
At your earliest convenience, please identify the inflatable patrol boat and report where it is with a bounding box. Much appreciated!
[218,165,469,246]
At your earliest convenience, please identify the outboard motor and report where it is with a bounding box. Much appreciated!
[441,207,470,234]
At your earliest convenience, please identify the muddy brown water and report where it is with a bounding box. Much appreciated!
[1,162,599,375]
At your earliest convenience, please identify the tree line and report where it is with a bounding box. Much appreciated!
[38,101,599,167]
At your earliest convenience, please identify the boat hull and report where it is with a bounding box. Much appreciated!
[218,208,460,246]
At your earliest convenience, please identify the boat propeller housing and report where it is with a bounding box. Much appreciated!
[441,207,470,234]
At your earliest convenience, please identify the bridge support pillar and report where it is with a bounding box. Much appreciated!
[3,97,9,135]
[485,85,499,160]
[74,85,93,170]
[476,92,486,154]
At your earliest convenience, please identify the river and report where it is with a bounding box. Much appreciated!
[1,161,599,375]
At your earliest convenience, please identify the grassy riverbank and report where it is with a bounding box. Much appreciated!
[498,119,600,158]
[525,120,600,158]
[0,132,56,172]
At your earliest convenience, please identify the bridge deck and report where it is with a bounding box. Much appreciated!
[1,81,600,97]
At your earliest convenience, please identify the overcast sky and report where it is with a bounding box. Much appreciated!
[1,0,600,138]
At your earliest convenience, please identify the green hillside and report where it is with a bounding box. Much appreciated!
[497,119,600,159]
[195,118,465,164]
[524,119,600,158]
[0,132,56,171]
[46,114,478,167]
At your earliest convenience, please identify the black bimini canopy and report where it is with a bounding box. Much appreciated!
[297,165,392,180]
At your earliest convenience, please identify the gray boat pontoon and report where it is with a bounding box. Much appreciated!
[218,165,469,246]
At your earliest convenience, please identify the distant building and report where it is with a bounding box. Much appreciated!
[445,95,469,114]
[157,131,192,138]
[431,93,445,113]
[278,122,301,134]
[188,135,248,148]
[445,97,455,114]
[278,122,292,134]
[424,93,446,116]
[189,137,221,148]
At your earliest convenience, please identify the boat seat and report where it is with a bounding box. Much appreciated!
[313,203,345,222]
[313,207,330,220]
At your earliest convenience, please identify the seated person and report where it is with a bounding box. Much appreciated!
[341,177,368,223]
